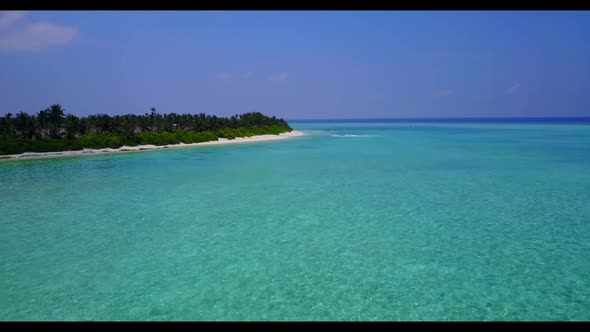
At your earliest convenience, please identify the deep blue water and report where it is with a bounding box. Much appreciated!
[290,117,590,124]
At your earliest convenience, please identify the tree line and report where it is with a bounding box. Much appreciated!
[0,105,293,155]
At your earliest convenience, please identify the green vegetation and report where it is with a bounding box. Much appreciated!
[0,105,292,155]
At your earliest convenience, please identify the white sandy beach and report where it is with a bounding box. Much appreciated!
[0,130,305,161]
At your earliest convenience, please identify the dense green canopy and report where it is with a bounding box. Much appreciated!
[0,105,292,155]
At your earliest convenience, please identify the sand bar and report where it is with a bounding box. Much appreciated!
[0,130,305,161]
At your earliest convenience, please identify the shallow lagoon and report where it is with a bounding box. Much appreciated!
[1,120,589,320]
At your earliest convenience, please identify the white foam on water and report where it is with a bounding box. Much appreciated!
[329,134,376,138]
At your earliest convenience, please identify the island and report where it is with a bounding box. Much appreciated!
[0,104,303,160]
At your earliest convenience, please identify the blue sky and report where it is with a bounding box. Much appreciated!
[1,11,589,119]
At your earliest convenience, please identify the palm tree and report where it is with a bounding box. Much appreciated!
[36,109,49,138]
[115,115,135,138]
[47,104,65,138]
[35,104,65,138]
[0,114,11,136]
[149,107,157,131]
[1,104,293,154]
[15,111,35,139]
[63,114,80,139]
[4,113,14,136]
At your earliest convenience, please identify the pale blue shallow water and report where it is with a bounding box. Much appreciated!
[1,120,590,321]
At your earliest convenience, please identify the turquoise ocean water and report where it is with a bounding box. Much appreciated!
[1,120,590,321]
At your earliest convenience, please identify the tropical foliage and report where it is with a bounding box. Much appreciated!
[0,105,292,155]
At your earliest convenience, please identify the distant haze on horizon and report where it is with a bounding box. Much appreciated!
[1,11,589,119]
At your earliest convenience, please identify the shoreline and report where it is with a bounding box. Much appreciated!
[0,130,304,161]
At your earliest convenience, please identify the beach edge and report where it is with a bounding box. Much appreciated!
[0,130,305,161]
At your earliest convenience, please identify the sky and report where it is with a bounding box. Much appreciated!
[0,11,589,120]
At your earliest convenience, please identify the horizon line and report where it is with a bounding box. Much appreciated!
[287,116,590,121]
